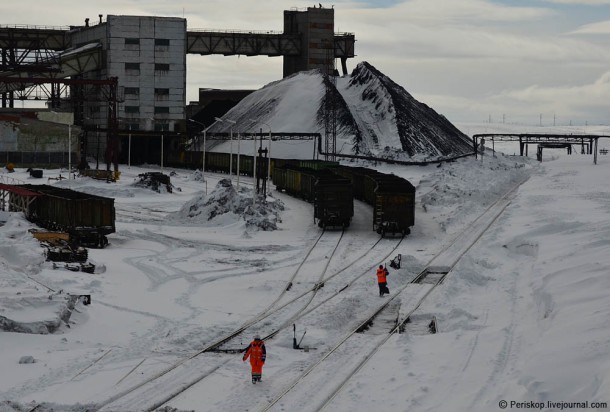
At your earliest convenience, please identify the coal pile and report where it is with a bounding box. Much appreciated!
[135,172,174,193]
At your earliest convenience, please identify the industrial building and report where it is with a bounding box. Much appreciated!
[70,15,187,133]
[0,7,355,169]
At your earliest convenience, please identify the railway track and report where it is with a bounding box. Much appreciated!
[146,234,406,410]
[257,176,528,412]
[94,225,396,411]
[115,205,168,223]
[86,169,403,410]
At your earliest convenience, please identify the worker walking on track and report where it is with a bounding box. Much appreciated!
[243,334,266,384]
[377,264,390,296]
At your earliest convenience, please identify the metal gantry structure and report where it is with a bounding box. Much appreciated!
[323,44,337,161]
[472,133,610,164]
[1,8,356,168]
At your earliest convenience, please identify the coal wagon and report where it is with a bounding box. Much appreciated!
[332,166,415,236]
[17,184,115,247]
[313,169,353,228]
[273,165,353,228]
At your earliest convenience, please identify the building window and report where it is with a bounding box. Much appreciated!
[125,106,140,114]
[124,87,139,95]
[155,39,170,46]
[154,63,170,71]
[125,123,140,131]
[125,63,140,71]
[154,123,170,132]
[125,38,140,45]
[155,88,170,96]
[154,106,170,114]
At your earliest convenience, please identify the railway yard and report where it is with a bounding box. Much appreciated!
[2,145,610,411]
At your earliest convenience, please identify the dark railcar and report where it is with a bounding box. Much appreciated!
[272,165,313,200]
[313,169,353,228]
[273,166,353,228]
[373,175,415,237]
[332,166,415,236]
[165,150,414,234]
[18,184,115,247]
[170,150,339,181]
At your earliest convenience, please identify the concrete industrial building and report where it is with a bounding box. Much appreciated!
[0,7,354,167]
[70,15,187,134]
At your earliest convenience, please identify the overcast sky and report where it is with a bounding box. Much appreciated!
[3,0,610,125]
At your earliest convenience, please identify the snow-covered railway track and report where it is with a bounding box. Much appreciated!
[260,229,343,316]
[115,205,168,223]
[145,235,405,410]
[93,229,348,410]
[94,229,405,411]
[259,176,528,412]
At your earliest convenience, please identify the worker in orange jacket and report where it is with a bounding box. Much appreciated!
[243,334,266,384]
[377,264,390,296]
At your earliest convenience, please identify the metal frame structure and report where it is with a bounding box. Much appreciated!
[1,9,356,173]
[323,46,337,161]
[472,133,610,164]
[187,30,301,57]
[0,76,120,171]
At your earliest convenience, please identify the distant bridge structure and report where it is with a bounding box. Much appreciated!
[473,133,610,164]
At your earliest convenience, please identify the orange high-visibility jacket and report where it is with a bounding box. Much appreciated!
[376,267,387,284]
[243,339,266,365]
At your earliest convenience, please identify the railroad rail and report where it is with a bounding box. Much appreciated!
[260,175,529,411]
[94,225,398,410]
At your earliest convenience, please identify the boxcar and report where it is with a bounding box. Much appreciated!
[17,184,115,247]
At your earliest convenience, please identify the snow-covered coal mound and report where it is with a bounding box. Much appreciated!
[170,179,284,231]
[208,61,472,161]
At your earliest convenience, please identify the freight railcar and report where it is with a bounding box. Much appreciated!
[168,150,340,180]
[273,166,353,228]
[166,149,414,235]
[332,166,415,236]
[16,184,115,247]
[314,169,354,228]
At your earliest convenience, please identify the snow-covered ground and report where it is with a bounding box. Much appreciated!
[1,124,610,411]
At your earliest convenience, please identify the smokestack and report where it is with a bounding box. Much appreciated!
[99,14,103,24]
[85,18,89,27]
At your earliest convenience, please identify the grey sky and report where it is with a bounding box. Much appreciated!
[3,0,609,125]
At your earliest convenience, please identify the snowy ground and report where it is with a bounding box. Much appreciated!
[1,124,610,411]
